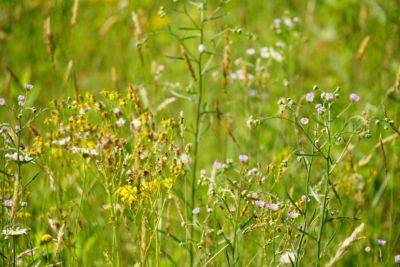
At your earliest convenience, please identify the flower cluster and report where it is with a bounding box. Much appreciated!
[44,87,189,208]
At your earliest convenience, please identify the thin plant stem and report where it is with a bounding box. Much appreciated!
[317,104,332,266]
[108,186,120,267]
[190,8,205,267]
[295,151,314,266]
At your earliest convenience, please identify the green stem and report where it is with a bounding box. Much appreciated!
[190,11,205,267]
[316,105,331,266]
[232,188,242,265]
[108,188,120,267]
[295,152,314,266]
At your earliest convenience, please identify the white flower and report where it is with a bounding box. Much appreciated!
[2,227,28,236]
[24,84,34,91]
[315,104,325,114]
[213,161,228,170]
[301,195,309,203]
[300,117,309,125]
[246,116,256,128]
[71,147,98,156]
[52,136,71,146]
[198,44,206,54]
[116,118,126,127]
[113,107,121,115]
[265,203,279,211]
[17,95,25,106]
[270,48,283,62]
[5,152,33,162]
[246,48,256,56]
[324,92,334,101]
[179,153,192,165]
[260,47,270,58]
[247,168,259,176]
[238,154,249,163]
[0,98,5,106]
[273,18,282,28]
[192,207,200,215]
[284,18,293,28]
[130,118,142,130]
[288,211,299,219]
[280,252,295,264]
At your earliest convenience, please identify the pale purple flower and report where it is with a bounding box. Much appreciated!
[349,93,360,102]
[4,199,14,207]
[247,168,259,176]
[115,118,125,127]
[17,95,25,106]
[213,161,224,170]
[300,117,309,125]
[0,98,5,106]
[305,92,314,102]
[270,49,283,62]
[24,84,34,91]
[192,207,200,215]
[288,211,299,219]
[315,104,325,114]
[0,125,8,133]
[324,92,334,102]
[301,195,309,203]
[395,255,400,264]
[254,200,265,208]
[284,18,293,28]
[377,239,386,246]
[273,18,282,28]
[113,107,121,115]
[265,203,279,211]
[179,153,191,165]
[239,154,249,163]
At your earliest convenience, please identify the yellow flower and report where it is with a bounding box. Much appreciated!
[117,185,138,206]
[40,234,52,244]
[162,178,174,189]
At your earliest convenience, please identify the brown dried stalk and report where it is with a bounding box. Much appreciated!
[357,36,370,60]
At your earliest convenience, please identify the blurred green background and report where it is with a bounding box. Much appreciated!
[1,0,400,265]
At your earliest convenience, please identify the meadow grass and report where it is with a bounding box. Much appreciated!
[0,0,400,266]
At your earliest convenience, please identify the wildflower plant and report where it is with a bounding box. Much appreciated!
[250,86,370,265]
[198,155,302,265]
[0,85,45,266]
[44,87,188,265]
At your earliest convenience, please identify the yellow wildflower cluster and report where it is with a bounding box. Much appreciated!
[117,178,173,207]
[44,86,189,208]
